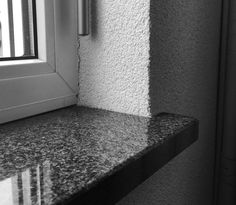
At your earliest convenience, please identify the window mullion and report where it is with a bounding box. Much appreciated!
[21,0,32,56]
[7,0,15,57]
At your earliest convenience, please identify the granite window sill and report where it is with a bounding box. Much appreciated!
[0,106,198,205]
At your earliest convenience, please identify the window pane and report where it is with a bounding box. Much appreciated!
[0,0,37,59]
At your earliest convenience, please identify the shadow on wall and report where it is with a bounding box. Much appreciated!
[90,0,98,39]
[149,0,220,117]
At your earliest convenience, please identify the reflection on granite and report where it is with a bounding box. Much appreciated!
[0,106,196,205]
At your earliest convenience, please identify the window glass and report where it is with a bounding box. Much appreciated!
[0,0,37,60]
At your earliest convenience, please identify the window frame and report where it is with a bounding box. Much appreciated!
[0,0,78,124]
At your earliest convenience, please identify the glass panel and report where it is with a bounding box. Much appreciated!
[0,0,37,59]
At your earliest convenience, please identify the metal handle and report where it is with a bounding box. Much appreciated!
[78,0,90,36]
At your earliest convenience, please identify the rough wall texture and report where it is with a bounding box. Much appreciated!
[79,0,222,204]
[79,0,150,116]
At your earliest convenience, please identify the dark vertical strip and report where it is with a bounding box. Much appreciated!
[0,22,3,56]
[216,0,236,203]
[39,164,45,205]
[7,0,15,57]
[30,168,38,204]
[219,12,236,204]
[32,0,38,58]
[214,0,230,204]
[21,0,31,56]
[26,0,34,55]
[17,173,24,205]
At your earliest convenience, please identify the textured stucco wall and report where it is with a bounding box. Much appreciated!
[79,0,222,204]
[79,0,150,116]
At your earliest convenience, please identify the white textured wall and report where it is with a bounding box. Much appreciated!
[79,0,150,116]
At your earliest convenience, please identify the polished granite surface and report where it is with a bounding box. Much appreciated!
[0,106,197,205]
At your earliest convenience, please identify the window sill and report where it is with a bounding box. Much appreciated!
[0,106,198,205]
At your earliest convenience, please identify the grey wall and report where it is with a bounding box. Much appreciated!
[79,0,222,204]
[118,0,222,204]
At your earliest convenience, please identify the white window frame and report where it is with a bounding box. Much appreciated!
[0,0,78,124]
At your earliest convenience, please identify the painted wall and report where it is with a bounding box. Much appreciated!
[79,0,222,204]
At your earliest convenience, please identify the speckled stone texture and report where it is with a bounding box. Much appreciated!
[0,106,196,205]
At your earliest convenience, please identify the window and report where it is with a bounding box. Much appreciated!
[0,0,37,60]
[0,0,78,124]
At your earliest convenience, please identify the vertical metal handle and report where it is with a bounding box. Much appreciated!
[78,0,90,36]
